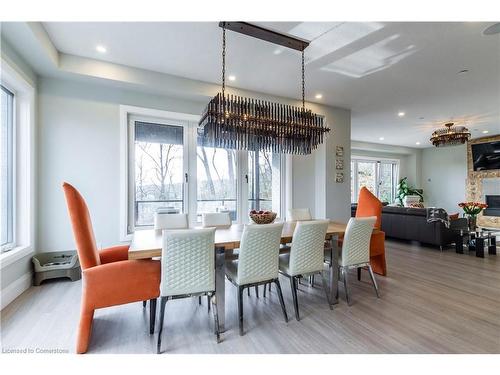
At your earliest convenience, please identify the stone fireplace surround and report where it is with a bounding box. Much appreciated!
[466,135,500,229]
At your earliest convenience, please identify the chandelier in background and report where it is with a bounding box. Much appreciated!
[430,122,471,147]
[198,22,330,155]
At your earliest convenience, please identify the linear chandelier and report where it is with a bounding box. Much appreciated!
[430,122,471,147]
[198,22,330,155]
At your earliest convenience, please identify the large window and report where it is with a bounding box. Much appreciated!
[351,158,399,203]
[124,108,286,234]
[196,145,237,222]
[130,120,186,228]
[248,150,281,214]
[1,85,14,252]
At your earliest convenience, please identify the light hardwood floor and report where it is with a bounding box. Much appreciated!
[1,240,499,354]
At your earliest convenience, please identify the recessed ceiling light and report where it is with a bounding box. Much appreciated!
[315,94,323,99]
[379,137,385,141]
[416,142,421,145]
[96,45,107,53]
[398,111,405,117]
[482,130,489,134]
[228,75,236,81]
[483,23,500,35]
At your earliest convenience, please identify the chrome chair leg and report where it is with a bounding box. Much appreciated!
[368,265,380,298]
[289,276,300,321]
[238,286,244,336]
[357,267,361,281]
[149,298,157,334]
[321,271,333,309]
[156,297,168,354]
[273,279,288,323]
[247,288,250,297]
[143,300,147,308]
[263,283,267,297]
[343,268,351,305]
[198,296,202,305]
[207,294,211,312]
[255,285,259,298]
[211,294,221,343]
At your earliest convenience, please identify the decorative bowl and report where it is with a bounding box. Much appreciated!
[249,211,277,224]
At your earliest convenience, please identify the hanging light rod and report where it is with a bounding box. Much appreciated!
[219,22,310,51]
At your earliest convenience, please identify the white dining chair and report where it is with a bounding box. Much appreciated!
[156,228,220,353]
[278,220,332,320]
[154,213,188,230]
[287,208,312,221]
[224,223,288,335]
[338,217,380,305]
[202,212,231,228]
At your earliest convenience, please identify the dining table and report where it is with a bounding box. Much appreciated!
[129,220,350,331]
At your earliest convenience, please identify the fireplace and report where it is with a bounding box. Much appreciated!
[484,195,500,217]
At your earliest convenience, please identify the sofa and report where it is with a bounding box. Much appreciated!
[351,204,467,248]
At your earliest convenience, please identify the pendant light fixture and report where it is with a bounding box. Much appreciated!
[198,22,330,155]
[430,122,471,147]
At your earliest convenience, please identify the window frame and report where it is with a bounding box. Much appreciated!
[351,156,399,203]
[0,56,36,266]
[1,84,16,252]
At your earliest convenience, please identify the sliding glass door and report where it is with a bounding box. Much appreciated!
[127,116,286,232]
[196,145,238,222]
[129,118,189,230]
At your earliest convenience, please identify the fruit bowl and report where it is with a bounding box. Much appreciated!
[249,210,277,224]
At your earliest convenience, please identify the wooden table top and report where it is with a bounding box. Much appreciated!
[129,221,349,260]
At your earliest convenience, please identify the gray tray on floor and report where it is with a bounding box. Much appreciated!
[32,251,81,286]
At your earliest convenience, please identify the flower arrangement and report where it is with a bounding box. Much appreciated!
[458,202,488,217]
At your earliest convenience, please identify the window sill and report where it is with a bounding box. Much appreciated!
[0,245,34,270]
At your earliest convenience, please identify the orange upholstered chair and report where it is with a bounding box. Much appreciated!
[356,187,387,276]
[63,182,160,354]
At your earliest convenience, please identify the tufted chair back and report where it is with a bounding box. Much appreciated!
[154,213,188,230]
[160,228,216,296]
[288,220,329,276]
[341,217,376,267]
[237,223,283,285]
[62,182,101,270]
[202,212,231,228]
[287,208,312,221]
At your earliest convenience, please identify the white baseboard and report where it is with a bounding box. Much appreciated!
[1,272,32,310]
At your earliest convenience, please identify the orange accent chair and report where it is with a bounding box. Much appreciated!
[62,182,160,354]
[356,187,387,276]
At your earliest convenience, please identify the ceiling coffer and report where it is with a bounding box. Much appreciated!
[198,22,330,155]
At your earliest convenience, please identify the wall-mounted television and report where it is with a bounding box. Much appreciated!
[471,141,500,171]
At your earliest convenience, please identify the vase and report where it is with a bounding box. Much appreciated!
[468,216,477,232]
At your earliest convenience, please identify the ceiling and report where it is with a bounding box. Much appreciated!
[17,22,500,146]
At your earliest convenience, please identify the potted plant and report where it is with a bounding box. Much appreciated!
[396,177,424,206]
[458,202,488,231]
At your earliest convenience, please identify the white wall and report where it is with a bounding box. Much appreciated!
[421,144,467,213]
[38,77,351,253]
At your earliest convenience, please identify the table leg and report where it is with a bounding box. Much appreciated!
[329,235,340,305]
[455,233,464,254]
[215,247,226,332]
[476,238,485,258]
[489,236,497,255]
